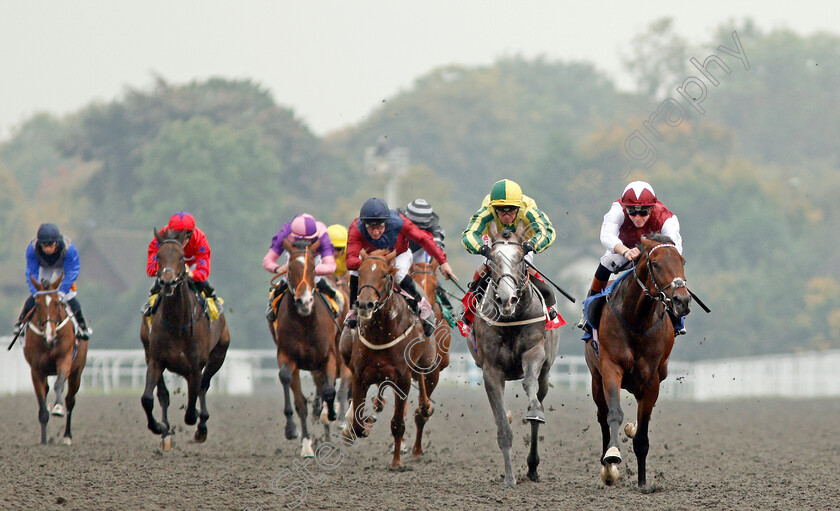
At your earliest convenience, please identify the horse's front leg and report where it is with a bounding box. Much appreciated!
[521,342,546,423]
[599,357,625,485]
[30,369,49,444]
[483,366,515,487]
[61,366,84,446]
[341,377,371,442]
[140,360,166,436]
[157,376,171,442]
[389,376,411,470]
[312,369,335,442]
[322,351,338,423]
[184,365,201,426]
[631,379,661,488]
[278,359,300,440]
[290,368,312,458]
[51,354,73,416]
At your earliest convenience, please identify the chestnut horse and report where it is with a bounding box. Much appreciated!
[140,228,230,450]
[339,249,436,469]
[585,234,691,487]
[410,260,450,374]
[23,276,88,445]
[472,224,559,487]
[271,237,341,457]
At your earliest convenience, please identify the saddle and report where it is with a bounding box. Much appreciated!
[457,280,562,337]
[145,292,223,330]
[270,286,343,318]
[581,270,632,340]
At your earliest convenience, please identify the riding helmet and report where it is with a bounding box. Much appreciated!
[291,213,318,238]
[327,224,348,248]
[168,212,196,232]
[359,198,390,222]
[620,181,657,207]
[488,179,523,208]
[36,223,62,243]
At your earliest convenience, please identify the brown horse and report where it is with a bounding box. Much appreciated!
[339,249,437,469]
[410,260,451,374]
[585,234,691,487]
[140,228,230,450]
[23,276,88,445]
[270,237,342,457]
[472,224,559,487]
[325,273,353,427]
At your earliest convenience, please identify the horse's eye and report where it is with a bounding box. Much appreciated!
[650,261,660,270]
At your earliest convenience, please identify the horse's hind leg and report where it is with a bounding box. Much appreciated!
[61,368,83,445]
[526,360,552,482]
[311,370,333,442]
[278,361,300,440]
[521,344,547,423]
[290,369,313,457]
[141,360,166,436]
[598,358,625,485]
[30,370,49,444]
[389,376,411,470]
[633,381,661,488]
[336,365,351,428]
[483,367,515,487]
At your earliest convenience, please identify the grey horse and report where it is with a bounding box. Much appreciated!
[470,223,560,487]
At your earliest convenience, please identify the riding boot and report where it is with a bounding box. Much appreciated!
[316,278,338,300]
[67,297,91,340]
[13,296,36,335]
[577,275,609,331]
[400,276,435,337]
[344,274,359,329]
[435,283,454,311]
[531,276,557,320]
[142,280,162,317]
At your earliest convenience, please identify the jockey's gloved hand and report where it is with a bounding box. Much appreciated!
[521,240,535,255]
[479,245,492,259]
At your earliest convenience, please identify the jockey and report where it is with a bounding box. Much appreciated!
[263,213,339,321]
[344,197,458,337]
[326,224,349,278]
[143,212,215,315]
[13,223,91,340]
[397,198,455,315]
[461,178,558,320]
[577,180,686,337]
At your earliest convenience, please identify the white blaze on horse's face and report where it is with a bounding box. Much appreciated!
[492,243,524,317]
[43,294,56,344]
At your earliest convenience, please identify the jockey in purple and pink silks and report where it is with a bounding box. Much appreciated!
[263,213,341,321]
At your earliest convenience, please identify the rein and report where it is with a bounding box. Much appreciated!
[357,256,396,315]
[479,239,544,327]
[632,243,687,313]
[28,290,73,341]
[155,238,198,334]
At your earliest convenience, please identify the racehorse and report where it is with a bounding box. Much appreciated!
[140,228,230,450]
[471,223,559,487]
[271,237,341,457]
[325,273,352,427]
[339,249,437,469]
[410,261,451,373]
[23,276,88,445]
[584,234,691,487]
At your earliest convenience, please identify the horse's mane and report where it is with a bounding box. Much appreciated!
[643,232,674,245]
[162,228,182,241]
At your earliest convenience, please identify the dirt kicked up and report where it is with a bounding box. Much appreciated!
[1,385,839,510]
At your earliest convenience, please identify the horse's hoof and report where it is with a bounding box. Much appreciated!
[503,475,517,488]
[527,471,539,482]
[340,426,354,442]
[194,428,208,443]
[61,437,73,446]
[327,409,337,422]
[505,410,513,424]
[525,408,545,423]
[601,463,620,485]
[603,446,622,465]
[301,437,315,458]
[161,437,172,451]
[320,404,331,425]
[336,421,346,431]
[388,461,404,471]
[51,404,66,417]
[624,422,638,439]
[285,425,300,440]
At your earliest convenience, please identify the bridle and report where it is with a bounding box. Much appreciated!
[488,239,528,299]
[157,239,187,295]
[287,247,315,299]
[28,289,73,343]
[632,242,687,314]
[358,255,396,315]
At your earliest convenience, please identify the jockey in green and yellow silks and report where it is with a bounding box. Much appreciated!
[461,178,558,322]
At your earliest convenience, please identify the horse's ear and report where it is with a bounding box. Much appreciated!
[309,238,322,254]
[514,220,527,237]
[177,229,190,245]
[30,275,41,291]
[50,275,63,291]
[640,238,654,251]
[488,220,499,238]
[359,248,367,259]
[154,227,163,245]
[385,250,397,263]
[282,236,294,254]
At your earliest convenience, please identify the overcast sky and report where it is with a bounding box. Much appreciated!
[0,1,836,140]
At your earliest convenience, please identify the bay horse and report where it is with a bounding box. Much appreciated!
[140,228,231,450]
[23,276,88,445]
[472,223,559,487]
[339,249,437,469]
[585,234,691,487]
[271,237,341,457]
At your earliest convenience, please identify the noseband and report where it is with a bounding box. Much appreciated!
[633,243,687,314]
[489,240,528,297]
[288,247,314,299]
[28,289,72,340]
[358,256,395,314]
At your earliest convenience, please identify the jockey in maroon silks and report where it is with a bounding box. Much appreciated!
[344,197,458,337]
[143,212,215,315]
[578,181,686,338]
